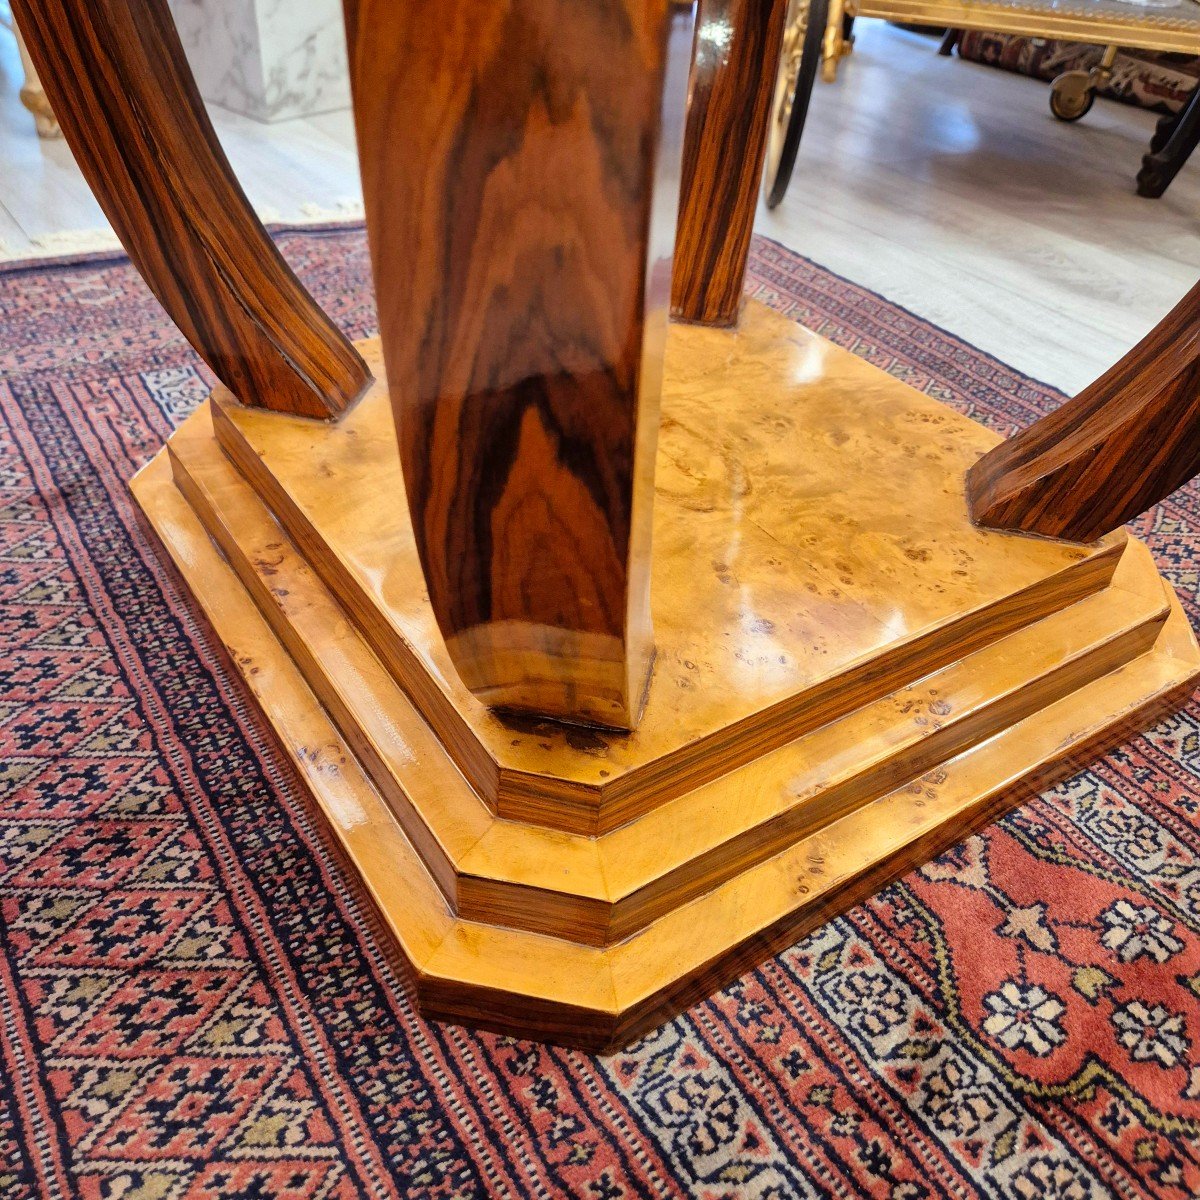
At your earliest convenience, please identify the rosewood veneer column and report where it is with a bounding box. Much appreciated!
[13,0,369,419]
[343,0,696,729]
[672,0,787,325]
[970,280,1200,542]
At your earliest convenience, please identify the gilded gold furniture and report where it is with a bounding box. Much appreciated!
[766,0,1200,203]
[1,8,58,137]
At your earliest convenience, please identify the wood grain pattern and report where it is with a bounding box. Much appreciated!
[133,431,1200,1048]
[13,0,369,419]
[969,280,1200,542]
[672,0,788,325]
[209,311,1129,836]
[155,413,1179,948]
[343,0,695,729]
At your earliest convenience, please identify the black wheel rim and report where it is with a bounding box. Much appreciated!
[765,0,831,209]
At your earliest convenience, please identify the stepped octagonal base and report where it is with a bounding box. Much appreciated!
[132,300,1200,1051]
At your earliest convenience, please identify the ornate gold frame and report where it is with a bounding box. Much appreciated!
[823,0,1200,80]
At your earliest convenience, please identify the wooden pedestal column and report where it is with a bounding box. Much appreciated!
[344,0,696,730]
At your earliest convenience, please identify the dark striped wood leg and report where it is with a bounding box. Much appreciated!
[13,0,370,419]
[672,0,789,325]
[969,280,1200,541]
[343,0,696,729]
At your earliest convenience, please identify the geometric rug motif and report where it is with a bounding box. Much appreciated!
[1,227,1198,1197]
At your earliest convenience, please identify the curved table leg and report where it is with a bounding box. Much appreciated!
[969,280,1200,541]
[13,0,370,419]
[672,0,789,326]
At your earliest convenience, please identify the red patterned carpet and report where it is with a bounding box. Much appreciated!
[2,227,1199,1199]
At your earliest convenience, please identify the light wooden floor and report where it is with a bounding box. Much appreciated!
[0,23,364,256]
[1,19,1197,393]
[759,24,1200,393]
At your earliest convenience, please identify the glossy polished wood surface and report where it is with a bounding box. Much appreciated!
[343,0,695,729]
[166,411,1174,946]
[970,279,1200,542]
[134,394,1200,1047]
[672,0,788,325]
[211,303,1127,835]
[13,0,368,419]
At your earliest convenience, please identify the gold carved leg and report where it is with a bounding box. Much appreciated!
[13,25,59,138]
[821,0,854,82]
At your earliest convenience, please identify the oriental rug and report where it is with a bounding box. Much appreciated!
[1,227,1198,1199]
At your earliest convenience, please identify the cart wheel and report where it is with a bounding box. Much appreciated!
[764,0,831,209]
[1049,70,1095,122]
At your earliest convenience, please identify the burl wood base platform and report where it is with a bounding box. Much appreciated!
[131,300,1200,1051]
